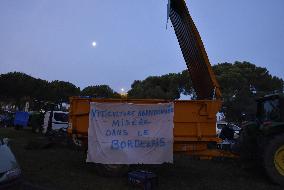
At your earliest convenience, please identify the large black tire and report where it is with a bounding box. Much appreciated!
[95,164,129,177]
[263,133,284,186]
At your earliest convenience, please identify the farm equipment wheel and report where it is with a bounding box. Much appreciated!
[95,164,129,177]
[263,133,284,186]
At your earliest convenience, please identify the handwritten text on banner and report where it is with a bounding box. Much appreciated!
[87,102,174,164]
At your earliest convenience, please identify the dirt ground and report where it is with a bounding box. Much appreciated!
[0,127,282,190]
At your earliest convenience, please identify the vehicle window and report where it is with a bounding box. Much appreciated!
[54,113,68,122]
[263,99,280,121]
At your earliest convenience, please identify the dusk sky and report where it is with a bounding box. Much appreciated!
[0,0,283,92]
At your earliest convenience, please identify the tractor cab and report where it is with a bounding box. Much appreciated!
[241,94,284,185]
[256,94,284,124]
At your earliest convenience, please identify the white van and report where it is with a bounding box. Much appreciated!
[42,111,68,133]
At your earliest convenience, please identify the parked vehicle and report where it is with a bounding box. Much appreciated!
[240,94,284,186]
[216,121,241,139]
[42,111,68,133]
[0,138,22,188]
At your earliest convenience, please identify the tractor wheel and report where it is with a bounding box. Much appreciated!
[263,133,284,186]
[95,164,129,177]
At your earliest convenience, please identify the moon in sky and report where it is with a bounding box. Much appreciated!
[92,41,97,47]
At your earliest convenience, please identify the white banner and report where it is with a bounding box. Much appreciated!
[87,102,174,164]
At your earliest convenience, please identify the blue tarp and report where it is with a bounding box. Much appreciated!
[14,111,29,127]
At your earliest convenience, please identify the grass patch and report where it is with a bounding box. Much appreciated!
[0,127,282,190]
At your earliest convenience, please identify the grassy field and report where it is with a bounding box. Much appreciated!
[0,127,282,190]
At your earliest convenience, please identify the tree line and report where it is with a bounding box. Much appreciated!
[0,72,119,109]
[0,61,283,122]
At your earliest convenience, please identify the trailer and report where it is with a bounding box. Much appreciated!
[67,0,284,185]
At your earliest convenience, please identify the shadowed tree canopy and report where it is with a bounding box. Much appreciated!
[0,72,49,103]
[1,61,283,122]
[81,85,120,98]
[48,80,80,103]
[0,72,80,107]
[213,61,283,122]
[127,61,283,122]
[127,72,193,100]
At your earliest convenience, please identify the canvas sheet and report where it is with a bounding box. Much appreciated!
[87,102,174,164]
